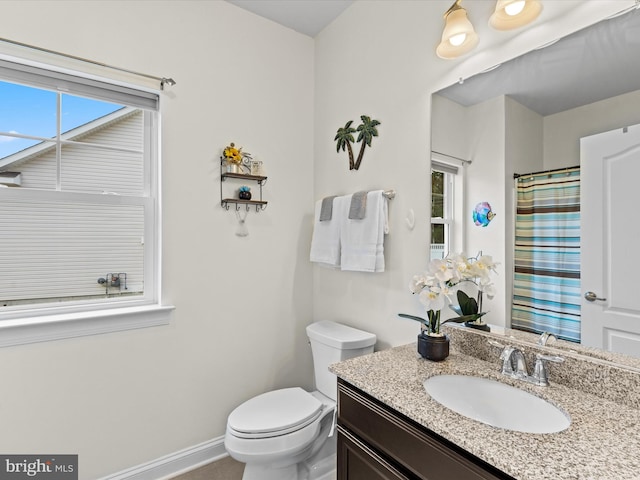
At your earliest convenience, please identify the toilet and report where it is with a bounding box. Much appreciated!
[224,320,376,480]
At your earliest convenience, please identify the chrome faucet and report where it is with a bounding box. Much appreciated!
[499,346,528,377]
[494,343,564,387]
[537,332,557,346]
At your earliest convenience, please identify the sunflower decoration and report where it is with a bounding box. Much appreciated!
[223,142,244,165]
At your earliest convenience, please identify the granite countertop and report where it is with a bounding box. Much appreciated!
[330,342,640,480]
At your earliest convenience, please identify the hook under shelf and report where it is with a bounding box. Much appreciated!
[222,199,267,212]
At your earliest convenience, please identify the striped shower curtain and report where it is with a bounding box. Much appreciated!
[511,167,581,342]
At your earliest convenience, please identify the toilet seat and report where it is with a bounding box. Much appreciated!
[227,387,323,439]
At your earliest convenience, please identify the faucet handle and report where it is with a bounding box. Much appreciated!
[536,353,564,363]
[533,353,564,386]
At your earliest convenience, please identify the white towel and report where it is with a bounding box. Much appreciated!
[310,196,343,268]
[340,190,388,272]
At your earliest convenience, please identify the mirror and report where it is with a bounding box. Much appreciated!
[431,7,640,361]
[465,323,640,372]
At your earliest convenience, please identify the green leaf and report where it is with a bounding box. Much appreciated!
[457,290,478,315]
[444,313,487,324]
[398,313,428,326]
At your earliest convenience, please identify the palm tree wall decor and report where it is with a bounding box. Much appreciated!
[334,120,356,170]
[334,115,380,170]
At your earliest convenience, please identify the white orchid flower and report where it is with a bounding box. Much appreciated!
[479,281,496,299]
[409,274,427,294]
[438,281,455,303]
[405,252,499,324]
[419,288,445,312]
[428,259,454,283]
[446,253,471,281]
[475,255,498,274]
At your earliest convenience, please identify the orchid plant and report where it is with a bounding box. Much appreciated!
[399,252,499,336]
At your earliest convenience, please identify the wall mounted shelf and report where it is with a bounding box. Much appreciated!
[222,172,267,184]
[221,198,268,212]
[220,158,268,212]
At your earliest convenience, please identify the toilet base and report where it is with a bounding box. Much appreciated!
[242,457,336,480]
[242,463,298,480]
[305,452,336,480]
[241,434,337,480]
[304,435,336,480]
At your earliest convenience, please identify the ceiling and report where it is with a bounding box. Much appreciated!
[225,0,353,37]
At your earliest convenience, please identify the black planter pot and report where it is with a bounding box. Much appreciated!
[464,321,490,332]
[417,333,450,361]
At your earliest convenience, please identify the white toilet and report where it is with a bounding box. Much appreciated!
[224,320,376,480]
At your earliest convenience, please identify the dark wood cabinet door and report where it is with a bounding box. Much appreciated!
[338,427,412,480]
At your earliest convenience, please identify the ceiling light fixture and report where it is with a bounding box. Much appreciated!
[489,0,543,31]
[436,0,479,59]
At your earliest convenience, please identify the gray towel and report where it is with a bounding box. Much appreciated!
[319,196,337,221]
[348,191,368,219]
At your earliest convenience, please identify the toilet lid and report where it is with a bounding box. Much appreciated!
[228,387,323,437]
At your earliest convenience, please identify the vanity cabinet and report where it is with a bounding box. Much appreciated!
[338,427,410,479]
[337,379,515,480]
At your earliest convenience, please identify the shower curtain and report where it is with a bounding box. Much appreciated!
[511,167,581,342]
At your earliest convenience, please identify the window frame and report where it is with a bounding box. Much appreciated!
[431,165,454,259]
[0,56,172,347]
[430,157,466,258]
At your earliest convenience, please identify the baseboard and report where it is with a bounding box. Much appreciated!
[100,436,228,480]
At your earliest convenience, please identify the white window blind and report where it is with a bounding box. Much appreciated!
[0,59,158,110]
[431,159,459,175]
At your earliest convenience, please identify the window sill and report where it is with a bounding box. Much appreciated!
[0,304,175,348]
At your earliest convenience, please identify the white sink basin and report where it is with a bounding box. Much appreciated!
[423,375,571,434]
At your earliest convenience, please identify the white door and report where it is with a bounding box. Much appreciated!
[581,124,640,356]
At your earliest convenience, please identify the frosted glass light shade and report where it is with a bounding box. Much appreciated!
[489,0,542,31]
[436,4,479,59]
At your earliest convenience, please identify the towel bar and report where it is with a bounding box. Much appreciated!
[382,190,395,199]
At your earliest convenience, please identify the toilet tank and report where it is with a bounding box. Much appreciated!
[306,321,376,401]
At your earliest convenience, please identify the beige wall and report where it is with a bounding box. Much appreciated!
[465,96,507,325]
[0,1,314,478]
[544,89,640,170]
[0,0,634,478]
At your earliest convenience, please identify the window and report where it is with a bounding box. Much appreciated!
[430,160,457,260]
[0,58,171,346]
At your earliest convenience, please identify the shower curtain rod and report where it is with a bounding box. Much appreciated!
[513,165,579,179]
[0,36,176,90]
